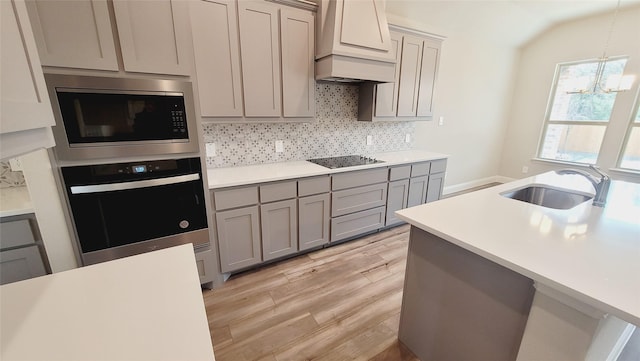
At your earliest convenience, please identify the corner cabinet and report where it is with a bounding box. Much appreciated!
[1,0,55,160]
[190,0,315,121]
[25,0,192,76]
[359,27,443,122]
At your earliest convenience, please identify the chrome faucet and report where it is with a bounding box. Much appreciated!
[556,165,611,207]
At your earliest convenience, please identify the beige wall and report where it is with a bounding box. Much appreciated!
[499,5,640,183]
[386,14,518,189]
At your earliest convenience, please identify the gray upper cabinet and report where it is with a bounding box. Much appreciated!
[191,0,315,121]
[190,0,244,117]
[26,0,118,71]
[113,0,192,75]
[26,0,192,75]
[238,1,282,117]
[359,27,443,122]
[280,7,315,118]
[1,0,56,159]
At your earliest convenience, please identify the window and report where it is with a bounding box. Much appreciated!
[538,57,628,164]
[618,92,640,171]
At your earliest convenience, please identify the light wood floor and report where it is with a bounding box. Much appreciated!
[202,224,418,361]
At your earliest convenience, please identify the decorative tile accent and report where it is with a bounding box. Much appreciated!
[203,83,415,167]
[0,161,26,188]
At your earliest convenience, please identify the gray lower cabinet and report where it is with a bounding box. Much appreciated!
[407,175,429,207]
[0,214,48,285]
[331,183,388,217]
[331,206,386,242]
[194,248,215,287]
[261,199,298,261]
[427,172,445,203]
[386,179,410,226]
[298,193,330,251]
[216,206,261,273]
[0,245,46,285]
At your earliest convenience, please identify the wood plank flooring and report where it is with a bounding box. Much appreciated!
[202,224,418,361]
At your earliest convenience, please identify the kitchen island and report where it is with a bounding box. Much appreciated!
[0,244,215,360]
[395,171,639,360]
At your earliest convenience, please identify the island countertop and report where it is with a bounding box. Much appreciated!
[396,171,640,326]
[0,244,215,360]
[207,150,448,189]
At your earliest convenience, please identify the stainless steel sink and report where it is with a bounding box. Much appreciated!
[501,186,593,210]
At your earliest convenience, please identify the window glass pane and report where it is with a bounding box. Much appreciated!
[550,59,627,122]
[620,127,640,171]
[540,124,606,164]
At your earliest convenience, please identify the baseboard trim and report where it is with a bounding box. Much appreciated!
[443,175,515,196]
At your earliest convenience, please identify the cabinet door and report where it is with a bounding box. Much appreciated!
[1,0,55,134]
[238,1,281,117]
[386,179,409,226]
[0,245,47,285]
[417,38,441,118]
[280,7,315,118]
[194,248,215,287]
[261,199,297,261]
[374,32,403,117]
[113,0,192,75]
[25,0,118,71]
[407,175,428,207]
[426,172,445,203]
[216,206,261,273]
[396,35,423,117]
[190,0,243,117]
[299,193,330,251]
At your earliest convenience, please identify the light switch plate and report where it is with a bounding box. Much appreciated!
[366,135,373,146]
[405,134,411,143]
[9,158,23,171]
[205,143,216,157]
[275,140,284,153]
[439,116,444,126]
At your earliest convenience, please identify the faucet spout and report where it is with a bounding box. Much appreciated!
[555,165,610,207]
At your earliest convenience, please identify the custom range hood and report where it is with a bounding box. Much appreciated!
[315,0,396,83]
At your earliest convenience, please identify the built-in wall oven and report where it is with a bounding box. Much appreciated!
[46,75,209,266]
[61,157,208,265]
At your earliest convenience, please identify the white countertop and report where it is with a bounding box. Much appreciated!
[207,150,448,189]
[0,244,215,360]
[396,171,640,326]
[0,186,34,218]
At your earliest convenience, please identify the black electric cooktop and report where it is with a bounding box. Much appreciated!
[307,155,384,169]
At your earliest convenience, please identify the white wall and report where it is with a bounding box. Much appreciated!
[499,5,640,183]
[386,14,519,189]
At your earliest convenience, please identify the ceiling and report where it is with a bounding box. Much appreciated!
[385,0,640,47]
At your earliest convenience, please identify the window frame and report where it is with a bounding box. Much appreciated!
[617,87,640,172]
[536,56,629,165]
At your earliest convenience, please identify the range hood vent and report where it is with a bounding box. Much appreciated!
[315,0,396,83]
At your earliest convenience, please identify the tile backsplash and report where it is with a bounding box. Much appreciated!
[203,83,415,168]
[0,161,26,188]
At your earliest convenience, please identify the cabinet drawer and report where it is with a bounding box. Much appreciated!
[430,159,447,174]
[411,162,431,177]
[195,249,215,286]
[332,183,387,217]
[298,176,330,197]
[389,165,411,181]
[332,168,388,191]
[213,186,259,211]
[260,181,297,203]
[331,206,385,243]
[0,219,36,249]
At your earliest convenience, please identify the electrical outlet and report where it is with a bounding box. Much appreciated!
[9,158,23,171]
[275,140,284,153]
[438,116,444,126]
[205,143,216,157]
[366,135,373,146]
[405,134,411,143]
[522,166,529,174]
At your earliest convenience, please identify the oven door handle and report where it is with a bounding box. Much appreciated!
[69,173,200,194]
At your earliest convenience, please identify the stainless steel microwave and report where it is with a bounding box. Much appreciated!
[45,74,199,161]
